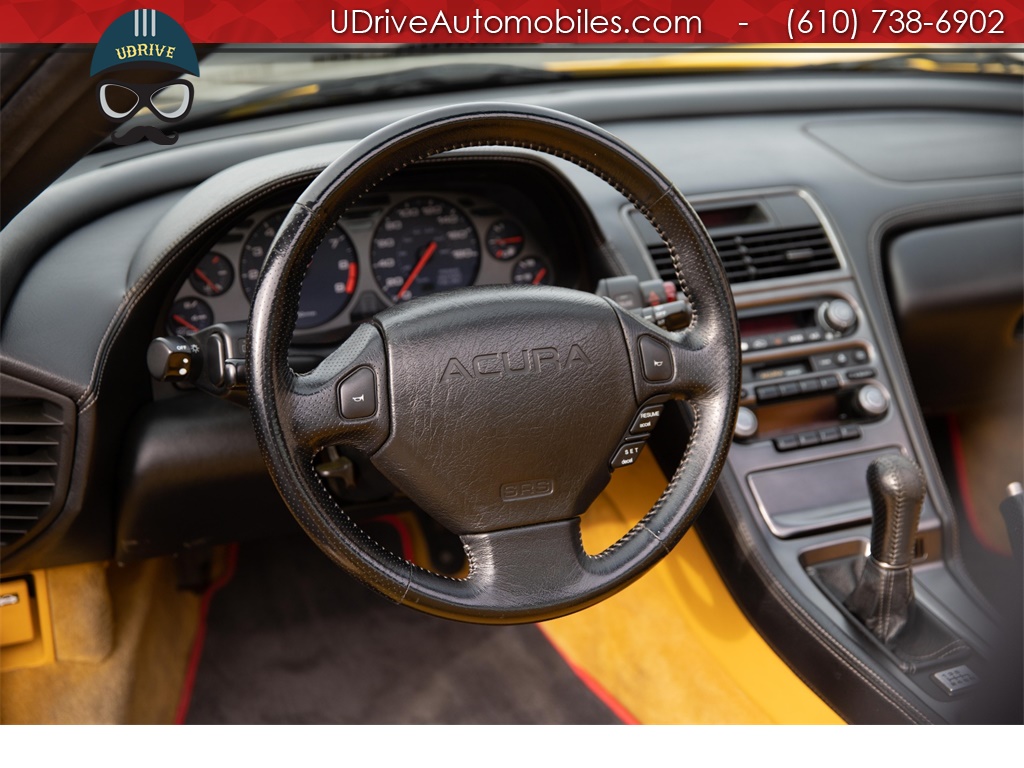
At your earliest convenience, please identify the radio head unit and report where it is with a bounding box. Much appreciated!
[739,298,858,353]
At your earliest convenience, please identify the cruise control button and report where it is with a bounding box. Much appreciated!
[774,435,800,452]
[630,404,664,435]
[338,367,377,419]
[638,336,673,383]
[610,441,645,469]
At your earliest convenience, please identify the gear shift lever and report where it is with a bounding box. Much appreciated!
[845,454,926,643]
[814,453,969,673]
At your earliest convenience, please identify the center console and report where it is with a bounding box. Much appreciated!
[628,188,1021,723]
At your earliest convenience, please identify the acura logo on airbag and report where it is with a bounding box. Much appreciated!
[439,345,592,383]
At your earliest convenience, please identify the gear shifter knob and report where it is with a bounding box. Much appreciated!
[846,454,926,643]
[867,454,926,569]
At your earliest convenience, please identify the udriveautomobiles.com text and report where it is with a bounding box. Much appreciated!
[330,8,703,36]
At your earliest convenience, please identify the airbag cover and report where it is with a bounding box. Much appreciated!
[371,285,636,534]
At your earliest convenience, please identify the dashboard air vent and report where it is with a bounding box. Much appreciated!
[651,225,840,287]
[0,396,69,549]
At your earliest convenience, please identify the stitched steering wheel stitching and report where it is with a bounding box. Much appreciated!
[294,137,708,568]
[250,105,739,620]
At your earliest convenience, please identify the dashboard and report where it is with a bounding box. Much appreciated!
[165,183,565,341]
[1,67,1022,723]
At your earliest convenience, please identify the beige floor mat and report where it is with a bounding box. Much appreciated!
[1,555,202,724]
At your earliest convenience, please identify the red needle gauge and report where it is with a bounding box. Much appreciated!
[531,267,548,285]
[172,314,199,332]
[397,240,437,300]
[193,268,217,292]
[486,220,525,260]
[189,252,233,297]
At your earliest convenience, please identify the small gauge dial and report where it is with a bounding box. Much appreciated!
[168,297,213,335]
[371,197,481,302]
[189,252,234,297]
[511,257,553,286]
[486,220,525,261]
[240,212,358,329]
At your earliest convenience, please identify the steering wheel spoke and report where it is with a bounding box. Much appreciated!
[282,324,390,457]
[248,103,740,624]
[612,303,726,404]
[460,518,591,610]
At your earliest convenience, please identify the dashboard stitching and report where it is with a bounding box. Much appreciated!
[77,173,322,410]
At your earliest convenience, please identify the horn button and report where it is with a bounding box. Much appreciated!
[370,286,638,535]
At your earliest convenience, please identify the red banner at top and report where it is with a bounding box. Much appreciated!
[1,0,1022,43]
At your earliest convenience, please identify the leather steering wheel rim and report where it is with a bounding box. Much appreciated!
[247,103,740,624]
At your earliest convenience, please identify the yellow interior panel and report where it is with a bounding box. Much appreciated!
[0,571,55,672]
[542,450,844,724]
[1,579,35,647]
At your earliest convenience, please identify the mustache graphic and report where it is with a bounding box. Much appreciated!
[111,124,179,146]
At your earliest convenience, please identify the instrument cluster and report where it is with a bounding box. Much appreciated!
[167,188,558,339]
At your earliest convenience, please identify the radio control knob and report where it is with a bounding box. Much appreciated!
[734,406,759,440]
[821,299,857,334]
[854,383,889,419]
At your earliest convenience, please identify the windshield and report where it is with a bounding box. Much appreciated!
[129,45,1022,140]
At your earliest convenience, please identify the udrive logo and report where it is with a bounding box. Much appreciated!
[90,9,200,146]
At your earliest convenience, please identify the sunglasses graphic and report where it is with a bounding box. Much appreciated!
[97,79,194,123]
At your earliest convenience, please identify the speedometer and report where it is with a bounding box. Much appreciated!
[370,197,481,302]
[240,211,358,329]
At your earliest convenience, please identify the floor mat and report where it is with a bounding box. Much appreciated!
[183,534,623,724]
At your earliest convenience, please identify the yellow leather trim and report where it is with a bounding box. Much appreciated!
[542,450,843,724]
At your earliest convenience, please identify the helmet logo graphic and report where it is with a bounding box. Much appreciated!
[90,10,200,146]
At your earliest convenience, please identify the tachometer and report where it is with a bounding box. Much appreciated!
[370,197,481,302]
[240,211,358,329]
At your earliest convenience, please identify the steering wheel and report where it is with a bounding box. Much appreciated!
[247,103,740,624]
